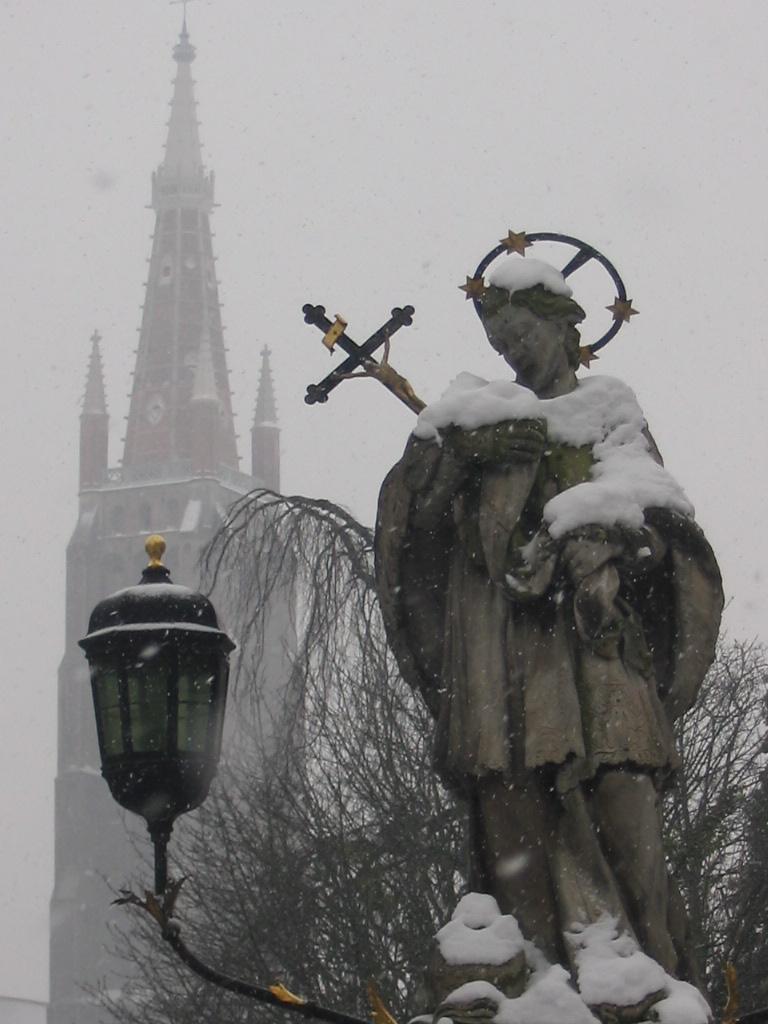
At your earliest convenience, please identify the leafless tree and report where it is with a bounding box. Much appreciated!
[665,638,768,1009]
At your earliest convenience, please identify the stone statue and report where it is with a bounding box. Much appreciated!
[374,252,723,1017]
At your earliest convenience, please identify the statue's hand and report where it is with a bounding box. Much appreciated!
[560,526,625,583]
[504,529,558,601]
[561,526,664,666]
[560,523,667,581]
[572,563,622,651]
[442,417,546,465]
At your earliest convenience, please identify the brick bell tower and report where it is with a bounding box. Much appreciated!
[48,19,281,1024]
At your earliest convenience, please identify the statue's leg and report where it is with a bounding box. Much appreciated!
[472,772,565,965]
[588,769,678,974]
[550,784,635,940]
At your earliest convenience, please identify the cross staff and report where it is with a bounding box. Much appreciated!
[303,304,425,414]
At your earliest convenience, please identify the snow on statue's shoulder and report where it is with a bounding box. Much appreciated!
[412,374,694,537]
[542,375,645,447]
[413,373,540,440]
[488,257,573,297]
[541,377,694,537]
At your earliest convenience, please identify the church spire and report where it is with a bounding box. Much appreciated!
[80,330,108,489]
[122,19,238,473]
[251,346,280,491]
[83,329,107,415]
[152,15,212,211]
[254,346,278,425]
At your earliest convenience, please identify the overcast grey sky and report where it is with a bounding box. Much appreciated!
[0,0,766,1002]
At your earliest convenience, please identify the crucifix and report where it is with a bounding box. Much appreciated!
[302,303,425,415]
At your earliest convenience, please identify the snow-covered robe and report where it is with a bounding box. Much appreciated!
[375,375,723,795]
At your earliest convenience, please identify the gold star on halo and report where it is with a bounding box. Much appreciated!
[579,346,599,369]
[459,275,487,300]
[499,230,532,256]
[606,298,639,323]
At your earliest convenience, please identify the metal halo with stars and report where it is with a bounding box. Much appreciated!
[461,230,638,362]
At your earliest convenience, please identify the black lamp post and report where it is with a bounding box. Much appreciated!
[80,536,375,1024]
[80,535,234,894]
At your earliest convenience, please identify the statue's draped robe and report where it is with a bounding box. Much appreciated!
[375,389,723,984]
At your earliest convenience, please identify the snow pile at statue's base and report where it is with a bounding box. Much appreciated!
[417,894,710,1024]
[567,916,711,1024]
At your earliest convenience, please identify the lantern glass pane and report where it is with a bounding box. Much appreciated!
[91,662,124,757]
[209,660,228,761]
[177,648,217,753]
[126,644,170,753]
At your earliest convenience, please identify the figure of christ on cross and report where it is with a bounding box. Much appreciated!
[302,303,424,414]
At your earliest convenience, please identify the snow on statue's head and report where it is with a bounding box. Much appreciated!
[480,258,586,371]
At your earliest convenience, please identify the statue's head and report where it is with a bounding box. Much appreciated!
[479,260,586,396]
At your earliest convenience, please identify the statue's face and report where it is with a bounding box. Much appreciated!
[482,304,574,397]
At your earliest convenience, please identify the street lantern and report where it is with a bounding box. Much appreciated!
[80,535,234,893]
[79,534,378,1024]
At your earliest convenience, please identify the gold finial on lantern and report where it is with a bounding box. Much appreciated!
[145,535,167,569]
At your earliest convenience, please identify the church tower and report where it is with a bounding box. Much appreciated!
[48,20,280,1024]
